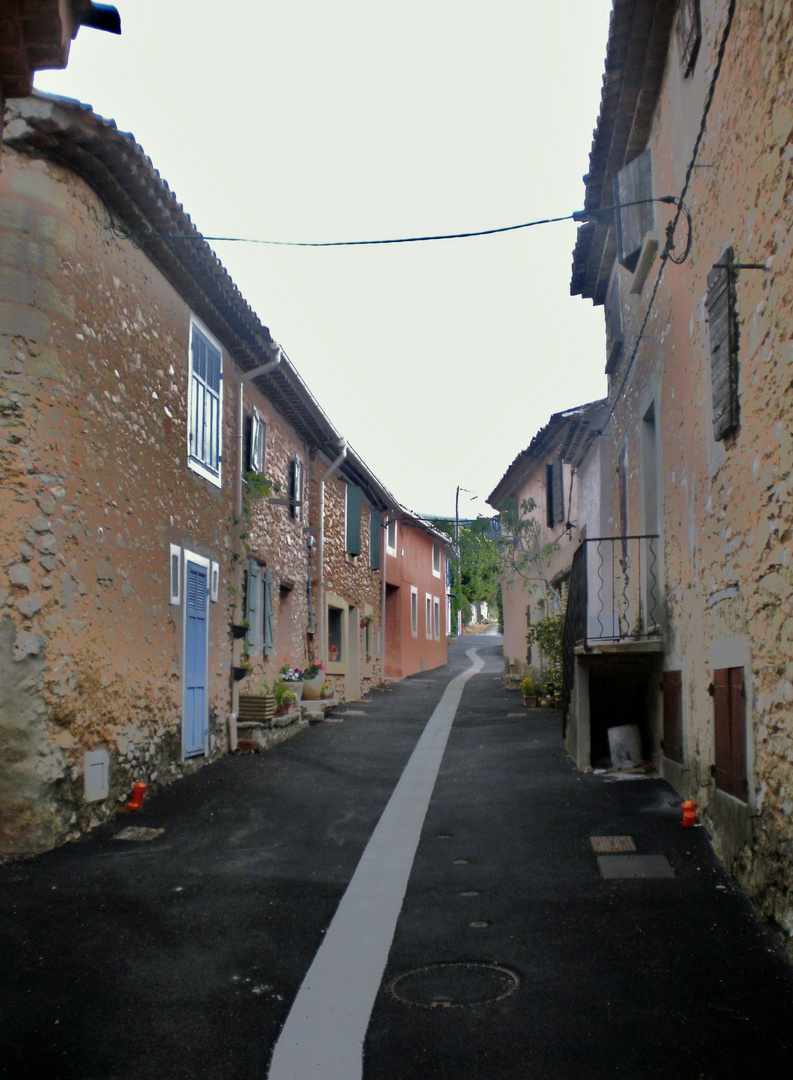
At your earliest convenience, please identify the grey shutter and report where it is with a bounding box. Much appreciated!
[605,268,624,374]
[263,568,274,657]
[547,459,564,527]
[707,249,739,441]
[246,560,261,650]
[346,485,362,555]
[614,148,654,273]
[369,508,381,569]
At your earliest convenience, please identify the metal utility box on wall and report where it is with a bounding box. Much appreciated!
[84,749,109,802]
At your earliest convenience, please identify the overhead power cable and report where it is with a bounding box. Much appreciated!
[128,198,670,249]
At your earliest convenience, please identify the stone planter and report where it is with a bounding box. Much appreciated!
[523,695,537,708]
[238,693,275,723]
[302,674,324,701]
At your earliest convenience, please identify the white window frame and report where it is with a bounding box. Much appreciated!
[187,316,223,487]
[432,541,442,578]
[410,586,418,638]
[433,596,441,642]
[386,519,398,556]
[250,405,265,474]
[425,593,432,639]
[169,543,182,605]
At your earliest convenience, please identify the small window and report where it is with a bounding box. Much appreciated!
[250,406,265,474]
[290,456,303,520]
[386,519,398,556]
[676,0,701,77]
[605,265,624,375]
[187,320,223,486]
[614,148,654,274]
[346,485,363,556]
[433,597,441,642]
[210,561,219,603]
[169,544,181,605]
[328,606,344,663]
[410,587,418,638]
[707,249,740,441]
[425,594,432,639]
[546,458,564,528]
[432,541,442,577]
[712,667,747,799]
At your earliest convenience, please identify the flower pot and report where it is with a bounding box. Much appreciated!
[232,666,251,681]
[230,623,248,639]
[320,685,333,700]
[523,695,537,708]
[302,674,324,700]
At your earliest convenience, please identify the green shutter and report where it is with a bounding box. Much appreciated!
[346,485,362,556]
[246,560,260,650]
[370,508,381,569]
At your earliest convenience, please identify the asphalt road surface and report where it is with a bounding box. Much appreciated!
[2,633,793,1079]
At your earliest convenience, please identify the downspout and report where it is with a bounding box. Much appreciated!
[379,514,389,683]
[229,345,282,752]
[317,440,347,664]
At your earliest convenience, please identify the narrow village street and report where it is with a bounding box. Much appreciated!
[2,632,793,1080]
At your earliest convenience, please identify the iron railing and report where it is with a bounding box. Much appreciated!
[562,535,661,705]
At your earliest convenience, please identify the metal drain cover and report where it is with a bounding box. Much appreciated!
[591,835,636,853]
[388,962,519,1008]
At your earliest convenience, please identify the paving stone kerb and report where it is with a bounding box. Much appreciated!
[0,636,792,1080]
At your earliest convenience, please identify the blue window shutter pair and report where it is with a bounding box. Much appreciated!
[346,485,362,556]
[369,509,381,569]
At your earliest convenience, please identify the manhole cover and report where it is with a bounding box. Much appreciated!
[388,963,520,1008]
[114,827,165,842]
[590,835,636,853]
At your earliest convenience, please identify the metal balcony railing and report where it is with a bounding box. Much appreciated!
[562,535,661,704]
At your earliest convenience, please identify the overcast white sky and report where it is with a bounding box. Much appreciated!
[36,0,612,519]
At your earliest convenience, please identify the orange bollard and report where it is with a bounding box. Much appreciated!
[126,782,147,812]
[681,800,697,827]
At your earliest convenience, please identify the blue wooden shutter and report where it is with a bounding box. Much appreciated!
[346,485,362,555]
[246,560,261,650]
[369,508,381,569]
[263,568,274,657]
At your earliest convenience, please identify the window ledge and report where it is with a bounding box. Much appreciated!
[630,230,663,295]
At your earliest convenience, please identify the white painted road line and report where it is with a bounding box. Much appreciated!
[267,648,484,1080]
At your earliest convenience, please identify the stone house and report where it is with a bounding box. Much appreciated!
[0,93,397,854]
[567,0,793,954]
[487,402,604,684]
[383,512,451,678]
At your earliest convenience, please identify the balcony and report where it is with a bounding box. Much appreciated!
[563,535,661,698]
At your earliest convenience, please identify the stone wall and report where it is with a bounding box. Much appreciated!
[0,149,238,852]
[596,0,793,954]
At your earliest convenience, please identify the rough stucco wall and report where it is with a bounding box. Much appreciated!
[307,469,382,698]
[383,523,447,678]
[236,383,312,684]
[0,150,236,852]
[597,0,793,953]
[499,461,578,678]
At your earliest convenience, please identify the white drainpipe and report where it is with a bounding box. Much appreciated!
[379,514,389,682]
[229,345,282,751]
[317,440,347,663]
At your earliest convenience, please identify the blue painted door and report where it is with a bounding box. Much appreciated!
[184,560,209,757]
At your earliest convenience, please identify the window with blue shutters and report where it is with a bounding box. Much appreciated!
[188,320,223,486]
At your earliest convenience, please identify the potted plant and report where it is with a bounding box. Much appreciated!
[320,682,333,700]
[230,619,249,639]
[278,663,304,700]
[273,681,297,716]
[329,644,339,663]
[233,652,253,681]
[520,671,540,707]
[360,614,374,629]
[302,660,327,700]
